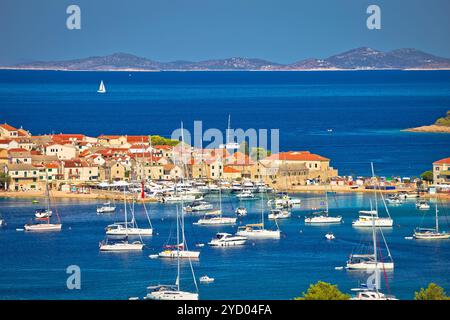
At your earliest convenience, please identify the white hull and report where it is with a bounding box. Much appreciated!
[305,216,342,224]
[106,227,153,236]
[352,218,393,227]
[346,262,394,270]
[158,250,200,259]
[194,217,237,225]
[413,232,450,240]
[100,243,144,251]
[145,291,198,300]
[268,212,291,219]
[236,229,280,239]
[24,223,62,232]
[97,207,116,213]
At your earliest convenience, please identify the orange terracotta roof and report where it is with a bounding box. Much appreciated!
[0,123,17,131]
[434,157,450,165]
[224,166,240,173]
[52,134,85,140]
[126,136,149,143]
[7,148,29,153]
[266,151,329,162]
[154,145,172,150]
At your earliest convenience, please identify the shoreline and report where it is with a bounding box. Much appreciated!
[2,187,449,201]
[402,125,450,134]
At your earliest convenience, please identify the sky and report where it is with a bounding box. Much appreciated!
[0,0,449,65]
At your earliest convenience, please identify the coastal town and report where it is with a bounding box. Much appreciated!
[0,122,449,200]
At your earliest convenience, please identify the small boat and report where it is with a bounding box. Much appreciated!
[34,208,53,218]
[386,195,403,205]
[97,201,116,214]
[305,211,342,224]
[268,209,291,220]
[195,243,205,248]
[0,217,5,227]
[235,190,255,200]
[183,201,213,212]
[235,207,247,217]
[99,237,144,251]
[208,232,247,247]
[267,194,301,207]
[149,254,159,259]
[199,275,215,284]
[415,200,430,210]
[158,246,200,259]
[97,80,106,93]
[194,187,237,225]
[31,200,39,204]
[105,223,153,236]
[325,232,335,240]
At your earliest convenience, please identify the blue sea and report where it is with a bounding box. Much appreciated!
[1,69,450,176]
[0,194,449,300]
[0,70,450,300]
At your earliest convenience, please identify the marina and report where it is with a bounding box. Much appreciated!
[0,192,448,300]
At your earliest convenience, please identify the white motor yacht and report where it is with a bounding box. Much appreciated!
[208,232,247,246]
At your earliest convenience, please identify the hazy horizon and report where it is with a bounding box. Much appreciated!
[1,0,450,65]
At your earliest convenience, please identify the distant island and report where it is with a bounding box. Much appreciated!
[403,110,450,133]
[2,47,450,72]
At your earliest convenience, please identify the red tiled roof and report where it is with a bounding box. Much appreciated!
[434,157,450,165]
[154,145,172,150]
[52,134,85,140]
[0,123,17,131]
[0,139,13,144]
[98,135,122,139]
[224,166,240,173]
[127,136,149,143]
[7,148,29,153]
[266,151,329,162]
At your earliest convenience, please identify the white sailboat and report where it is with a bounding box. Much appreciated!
[413,200,449,240]
[147,123,199,301]
[352,169,394,228]
[99,236,144,251]
[236,192,281,239]
[304,186,342,224]
[159,122,200,259]
[25,178,62,232]
[347,163,394,271]
[194,184,237,225]
[105,190,153,236]
[97,80,106,93]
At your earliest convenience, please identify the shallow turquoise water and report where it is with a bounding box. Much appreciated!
[0,194,448,300]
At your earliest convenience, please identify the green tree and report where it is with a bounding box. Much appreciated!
[239,141,249,156]
[435,110,450,127]
[0,173,10,190]
[149,135,179,146]
[420,171,433,182]
[414,283,449,300]
[250,147,271,161]
[295,281,350,300]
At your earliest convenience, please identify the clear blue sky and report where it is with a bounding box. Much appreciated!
[1,0,449,65]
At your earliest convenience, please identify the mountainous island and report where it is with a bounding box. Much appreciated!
[403,110,450,133]
[3,47,450,71]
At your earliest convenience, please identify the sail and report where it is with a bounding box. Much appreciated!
[98,80,106,93]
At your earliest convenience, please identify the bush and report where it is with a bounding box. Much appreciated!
[150,135,179,146]
[414,283,449,300]
[295,281,350,300]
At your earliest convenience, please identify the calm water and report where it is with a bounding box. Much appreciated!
[0,194,449,300]
[1,70,450,176]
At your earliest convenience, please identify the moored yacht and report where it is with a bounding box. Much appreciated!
[352,210,393,227]
[305,211,342,224]
[208,232,247,246]
[268,209,291,220]
[99,236,144,251]
[413,200,449,240]
[415,200,430,210]
[183,201,213,212]
[97,201,116,214]
[145,285,198,300]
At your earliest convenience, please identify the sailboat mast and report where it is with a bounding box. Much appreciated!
[435,201,439,233]
[123,188,128,233]
[227,114,231,145]
[180,122,186,246]
[176,203,180,291]
[261,190,264,229]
